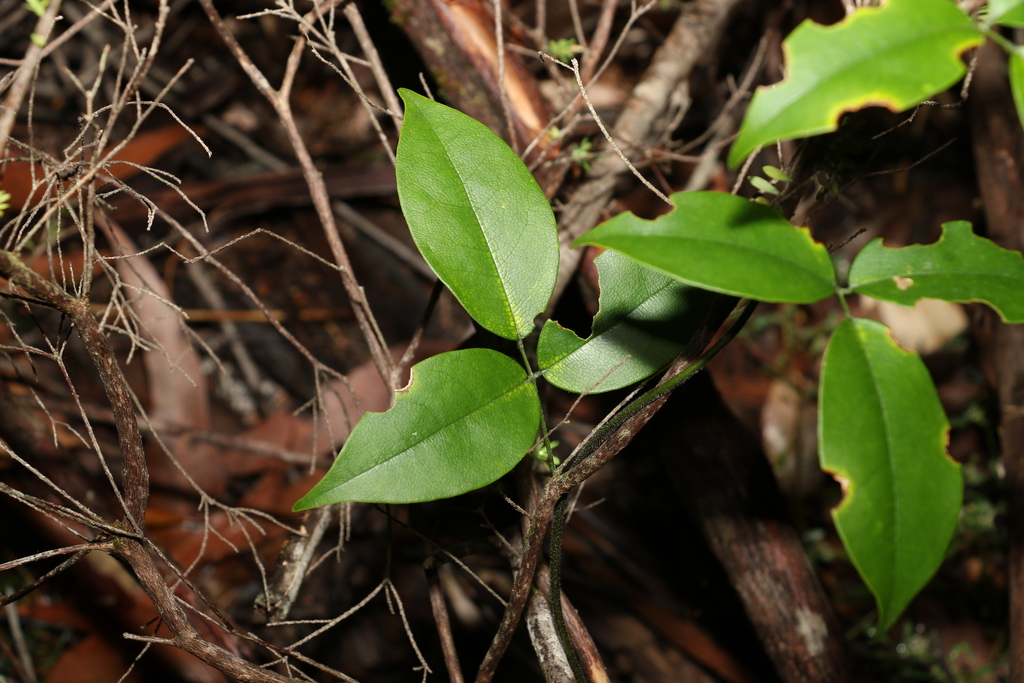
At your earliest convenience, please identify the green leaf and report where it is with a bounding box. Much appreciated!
[988,0,1024,27]
[548,37,580,62]
[848,221,1024,323]
[819,318,961,633]
[23,0,48,16]
[762,165,793,182]
[396,89,559,340]
[293,349,540,507]
[748,175,780,195]
[537,250,716,393]
[1010,50,1024,130]
[572,191,836,303]
[727,0,983,168]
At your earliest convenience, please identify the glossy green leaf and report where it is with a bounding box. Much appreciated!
[537,250,716,393]
[728,0,983,168]
[1011,50,1024,130]
[819,318,961,632]
[762,165,793,182]
[988,0,1024,27]
[849,221,1024,323]
[396,89,558,340]
[749,176,780,195]
[573,191,836,303]
[293,349,540,507]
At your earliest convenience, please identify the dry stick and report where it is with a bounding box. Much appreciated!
[568,0,588,48]
[476,300,756,682]
[393,279,444,388]
[0,542,113,572]
[579,0,618,82]
[116,540,295,683]
[534,567,610,683]
[256,506,334,623]
[969,41,1024,681]
[523,1,657,166]
[289,1,397,165]
[341,1,403,131]
[0,251,148,530]
[492,0,518,152]
[198,0,396,395]
[570,56,674,208]
[36,0,118,62]
[513,430,611,682]
[0,0,63,162]
[525,590,574,682]
[0,254,292,683]
[427,567,466,683]
[550,0,742,307]
[0,550,90,607]
[3,595,36,683]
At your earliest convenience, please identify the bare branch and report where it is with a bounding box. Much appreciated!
[0,0,63,161]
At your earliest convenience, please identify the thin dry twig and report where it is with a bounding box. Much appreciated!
[0,542,114,572]
[198,0,396,396]
[569,56,674,207]
[428,567,466,683]
[0,0,63,161]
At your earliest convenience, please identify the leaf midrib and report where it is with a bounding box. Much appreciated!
[336,375,534,489]
[614,232,833,288]
[423,106,519,335]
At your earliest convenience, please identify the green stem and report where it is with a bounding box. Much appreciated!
[836,289,853,318]
[549,496,584,681]
[546,297,758,682]
[518,335,578,673]
[558,297,758,477]
[519,338,557,468]
[981,25,1020,57]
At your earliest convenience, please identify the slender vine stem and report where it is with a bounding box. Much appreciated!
[557,297,757,480]
[836,289,853,318]
[541,297,758,681]
[549,495,585,681]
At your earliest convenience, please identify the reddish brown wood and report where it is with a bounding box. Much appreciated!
[655,372,865,683]
[388,0,551,150]
[969,40,1024,682]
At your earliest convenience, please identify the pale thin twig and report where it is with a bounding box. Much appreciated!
[568,0,588,48]
[281,580,387,648]
[427,567,465,683]
[0,549,87,607]
[392,279,444,387]
[386,580,433,681]
[0,0,63,161]
[522,1,657,164]
[0,542,114,572]
[731,144,761,195]
[199,0,395,394]
[3,598,38,683]
[492,0,518,152]
[341,1,402,129]
[570,57,674,207]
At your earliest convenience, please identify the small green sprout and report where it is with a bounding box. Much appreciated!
[748,175,780,195]
[548,38,581,63]
[571,137,594,172]
[762,165,793,182]
[0,190,10,217]
[533,440,561,467]
[24,0,48,16]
